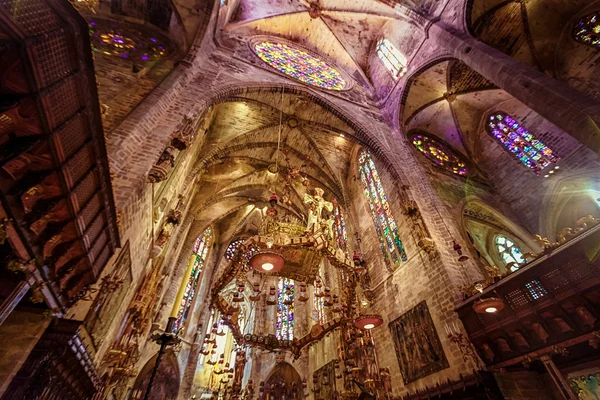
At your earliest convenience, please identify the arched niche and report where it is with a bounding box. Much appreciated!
[263,362,304,400]
[543,176,600,240]
[130,351,180,400]
[460,199,539,273]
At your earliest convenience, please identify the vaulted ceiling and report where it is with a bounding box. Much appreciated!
[220,0,402,88]
[191,90,357,244]
[469,0,600,99]
[401,59,505,163]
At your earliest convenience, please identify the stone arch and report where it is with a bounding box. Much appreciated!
[459,198,540,272]
[183,83,408,186]
[131,350,180,400]
[397,56,455,132]
[541,174,600,240]
[263,362,304,399]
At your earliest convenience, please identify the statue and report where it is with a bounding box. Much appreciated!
[148,145,178,183]
[322,215,336,247]
[304,188,333,234]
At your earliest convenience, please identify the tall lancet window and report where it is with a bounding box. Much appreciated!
[358,150,407,268]
[276,278,294,341]
[574,13,600,49]
[333,202,348,253]
[376,38,408,80]
[486,113,559,174]
[174,227,212,332]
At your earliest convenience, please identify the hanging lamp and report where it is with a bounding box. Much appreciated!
[354,283,383,330]
[473,297,505,314]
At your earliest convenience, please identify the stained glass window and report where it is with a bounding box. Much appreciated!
[486,113,559,174]
[412,134,468,176]
[333,203,348,252]
[525,280,547,300]
[376,38,408,80]
[358,150,407,267]
[173,227,212,333]
[276,278,294,341]
[314,292,326,325]
[254,41,347,90]
[88,20,167,67]
[574,13,600,48]
[225,239,244,262]
[495,235,524,272]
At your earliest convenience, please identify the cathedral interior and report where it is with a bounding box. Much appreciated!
[1,0,600,399]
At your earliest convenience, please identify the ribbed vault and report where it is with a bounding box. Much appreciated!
[190,91,357,246]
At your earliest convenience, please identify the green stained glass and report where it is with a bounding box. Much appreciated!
[173,227,212,333]
[254,41,347,90]
[412,134,468,176]
[358,150,407,267]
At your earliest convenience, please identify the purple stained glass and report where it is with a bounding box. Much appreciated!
[574,13,600,49]
[89,19,168,65]
[411,134,468,176]
[276,278,294,341]
[358,150,407,268]
[254,42,347,91]
[486,113,559,174]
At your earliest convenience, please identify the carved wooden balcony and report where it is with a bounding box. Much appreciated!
[456,225,600,369]
[0,0,119,315]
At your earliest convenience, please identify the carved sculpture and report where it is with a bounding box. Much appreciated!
[402,200,435,254]
[153,195,185,256]
[304,188,333,234]
[148,145,178,183]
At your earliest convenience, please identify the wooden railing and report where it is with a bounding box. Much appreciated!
[456,226,600,368]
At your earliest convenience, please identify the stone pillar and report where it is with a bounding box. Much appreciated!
[539,354,576,400]
[429,21,600,155]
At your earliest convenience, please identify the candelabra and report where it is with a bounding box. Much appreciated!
[143,317,182,400]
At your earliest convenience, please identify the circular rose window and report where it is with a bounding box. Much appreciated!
[254,41,347,91]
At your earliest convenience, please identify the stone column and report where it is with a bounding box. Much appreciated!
[429,21,600,155]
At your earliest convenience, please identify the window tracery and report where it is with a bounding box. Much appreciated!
[88,19,168,66]
[495,235,524,272]
[225,239,244,262]
[254,41,347,90]
[314,291,326,325]
[173,227,212,332]
[276,278,294,340]
[486,113,559,174]
[376,38,408,80]
[574,13,600,48]
[358,150,407,268]
[411,133,468,176]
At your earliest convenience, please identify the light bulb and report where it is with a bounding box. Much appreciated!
[364,323,375,329]
[485,307,497,313]
[262,263,274,271]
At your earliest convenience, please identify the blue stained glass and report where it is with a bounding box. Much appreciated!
[276,278,294,340]
[358,150,407,267]
[574,13,600,48]
[486,113,559,174]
